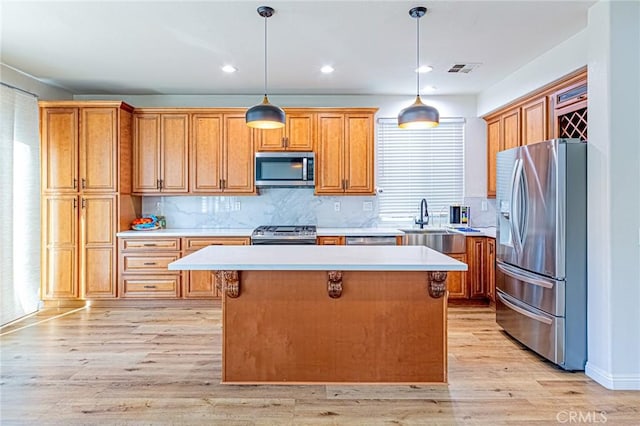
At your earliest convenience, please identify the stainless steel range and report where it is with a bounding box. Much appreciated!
[251,225,317,245]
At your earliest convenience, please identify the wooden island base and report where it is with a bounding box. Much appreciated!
[221,270,447,384]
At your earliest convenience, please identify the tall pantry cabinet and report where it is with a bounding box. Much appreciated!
[40,101,138,300]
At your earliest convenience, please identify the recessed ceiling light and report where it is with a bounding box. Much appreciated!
[221,65,237,73]
[423,85,437,92]
[320,65,335,74]
[415,65,433,73]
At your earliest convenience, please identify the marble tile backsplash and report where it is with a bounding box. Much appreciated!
[142,189,379,228]
[141,190,497,229]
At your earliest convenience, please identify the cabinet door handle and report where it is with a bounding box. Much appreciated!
[73,178,77,189]
[219,179,223,189]
[345,179,349,190]
[81,198,86,209]
[157,179,161,189]
[143,262,157,266]
[222,179,225,189]
[81,178,86,189]
[159,179,164,190]
[143,285,157,289]
[73,198,77,209]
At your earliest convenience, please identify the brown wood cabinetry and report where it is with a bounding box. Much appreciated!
[189,112,256,194]
[486,238,496,303]
[256,110,315,151]
[118,237,182,299]
[317,236,345,245]
[446,253,468,299]
[183,237,250,299]
[484,67,586,198]
[133,113,189,194]
[467,237,486,299]
[39,101,135,301]
[316,110,376,195]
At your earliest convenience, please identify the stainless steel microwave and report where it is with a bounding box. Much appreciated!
[255,152,315,187]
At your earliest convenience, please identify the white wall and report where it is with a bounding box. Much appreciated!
[477,29,588,117]
[76,93,486,199]
[1,64,73,100]
[585,0,640,390]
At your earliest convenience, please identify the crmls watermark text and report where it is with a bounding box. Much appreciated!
[556,410,608,423]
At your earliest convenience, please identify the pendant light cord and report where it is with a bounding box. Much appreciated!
[264,14,268,98]
[416,14,420,97]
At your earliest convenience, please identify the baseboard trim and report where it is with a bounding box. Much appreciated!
[585,362,640,390]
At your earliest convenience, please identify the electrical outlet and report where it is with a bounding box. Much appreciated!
[481,200,488,211]
[334,202,341,212]
[363,201,373,211]
[235,201,241,211]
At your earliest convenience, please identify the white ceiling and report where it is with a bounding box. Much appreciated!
[1,0,594,96]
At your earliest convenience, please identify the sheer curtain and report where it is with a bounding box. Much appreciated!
[1,84,40,325]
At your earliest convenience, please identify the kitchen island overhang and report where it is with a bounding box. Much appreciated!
[169,245,467,384]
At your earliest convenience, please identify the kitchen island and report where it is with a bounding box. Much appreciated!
[169,245,467,384]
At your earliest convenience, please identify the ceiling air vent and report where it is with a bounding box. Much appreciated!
[448,63,481,73]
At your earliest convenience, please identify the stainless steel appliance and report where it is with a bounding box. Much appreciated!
[255,152,314,187]
[251,225,317,245]
[345,236,397,246]
[496,138,586,370]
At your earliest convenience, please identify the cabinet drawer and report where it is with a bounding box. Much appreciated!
[120,238,180,251]
[120,275,181,298]
[184,237,250,250]
[122,253,180,273]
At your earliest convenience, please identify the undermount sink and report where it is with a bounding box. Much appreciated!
[400,228,466,254]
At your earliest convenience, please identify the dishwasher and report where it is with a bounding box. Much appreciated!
[345,236,398,246]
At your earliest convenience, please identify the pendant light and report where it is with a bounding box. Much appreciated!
[398,6,439,129]
[246,6,285,129]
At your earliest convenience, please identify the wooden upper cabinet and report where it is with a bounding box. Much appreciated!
[133,113,189,193]
[41,108,79,193]
[133,113,161,193]
[316,110,376,195]
[160,114,189,193]
[316,113,345,194]
[190,113,223,193]
[486,117,500,198]
[256,110,315,151]
[344,114,374,194]
[80,108,118,192]
[521,97,548,146]
[501,109,520,151]
[223,114,255,193]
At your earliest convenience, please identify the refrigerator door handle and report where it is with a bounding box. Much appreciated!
[497,260,555,289]
[510,158,524,253]
[497,291,553,325]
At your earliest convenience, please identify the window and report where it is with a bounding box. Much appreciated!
[376,117,465,221]
[1,84,40,325]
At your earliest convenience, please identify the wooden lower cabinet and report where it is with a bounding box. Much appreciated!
[467,237,486,299]
[118,237,182,299]
[486,238,496,303]
[317,236,345,245]
[42,194,118,300]
[446,254,468,299]
[182,237,250,299]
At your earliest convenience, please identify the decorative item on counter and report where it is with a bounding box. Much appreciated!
[131,215,161,231]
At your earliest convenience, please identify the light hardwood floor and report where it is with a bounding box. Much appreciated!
[1,305,637,425]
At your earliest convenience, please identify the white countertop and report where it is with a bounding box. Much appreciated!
[117,226,496,239]
[168,245,468,272]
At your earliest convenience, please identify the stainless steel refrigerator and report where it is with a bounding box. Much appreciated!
[496,138,586,370]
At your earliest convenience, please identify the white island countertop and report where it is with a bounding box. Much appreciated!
[168,245,468,272]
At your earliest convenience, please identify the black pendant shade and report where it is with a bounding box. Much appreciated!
[246,6,285,129]
[398,6,439,129]
[246,96,286,129]
[398,96,440,129]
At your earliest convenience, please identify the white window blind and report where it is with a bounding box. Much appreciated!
[1,84,40,325]
[376,117,465,220]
